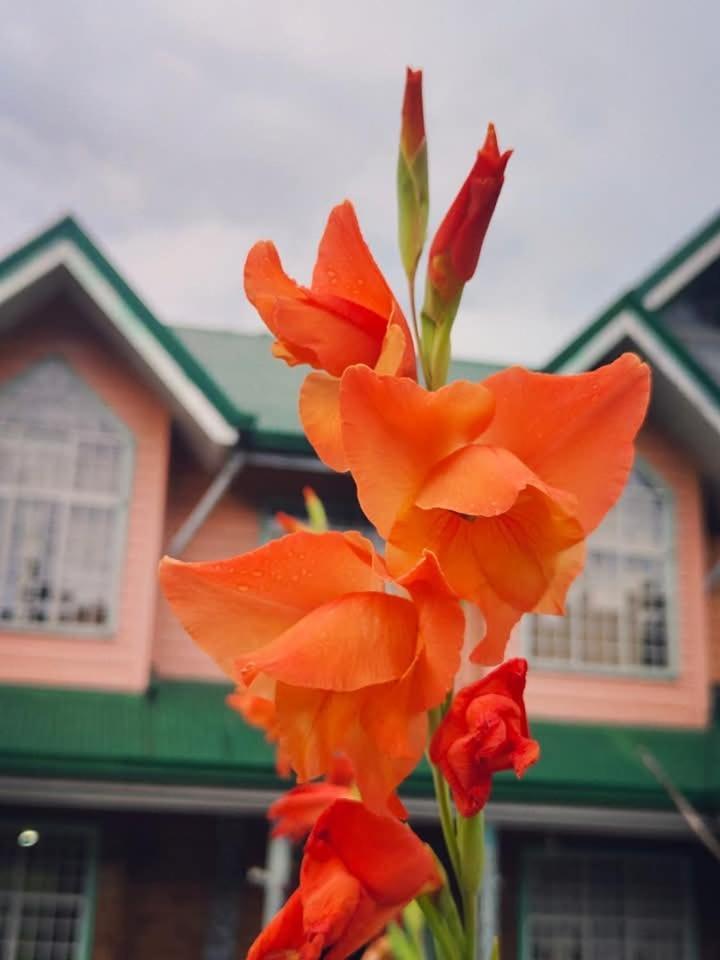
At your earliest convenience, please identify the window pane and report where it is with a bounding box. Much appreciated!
[0,359,131,633]
[0,500,61,624]
[58,507,117,626]
[524,852,693,960]
[0,827,94,960]
[528,466,671,673]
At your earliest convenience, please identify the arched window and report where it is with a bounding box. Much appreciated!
[527,465,674,673]
[0,358,132,632]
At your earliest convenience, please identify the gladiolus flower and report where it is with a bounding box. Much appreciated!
[338,353,651,663]
[430,659,539,816]
[247,799,441,960]
[269,755,357,842]
[245,201,416,470]
[159,531,464,813]
[397,67,429,281]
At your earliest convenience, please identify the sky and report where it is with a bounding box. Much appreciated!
[1,1,719,366]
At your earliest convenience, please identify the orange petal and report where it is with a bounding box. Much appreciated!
[533,539,586,615]
[158,531,381,678]
[340,368,495,537]
[246,888,306,960]
[301,851,361,947]
[306,799,441,906]
[480,354,651,532]
[300,372,348,472]
[275,684,413,814]
[312,202,405,337]
[244,240,305,327]
[272,298,380,375]
[396,552,465,712]
[470,598,524,665]
[389,489,582,613]
[236,592,419,692]
[375,314,416,379]
[416,443,577,517]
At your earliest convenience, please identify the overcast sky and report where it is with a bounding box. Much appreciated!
[2,1,718,365]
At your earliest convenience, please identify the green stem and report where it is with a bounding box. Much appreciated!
[428,757,461,883]
[457,812,484,960]
[408,276,431,388]
[416,895,456,960]
[427,704,462,889]
[437,880,465,947]
[462,887,478,960]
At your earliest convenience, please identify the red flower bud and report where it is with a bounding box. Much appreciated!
[429,658,539,817]
[427,124,511,303]
[400,68,425,161]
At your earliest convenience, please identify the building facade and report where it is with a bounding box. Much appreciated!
[0,213,719,958]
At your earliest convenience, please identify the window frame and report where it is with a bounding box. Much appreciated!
[0,356,135,639]
[518,846,699,960]
[523,458,679,680]
[0,820,98,960]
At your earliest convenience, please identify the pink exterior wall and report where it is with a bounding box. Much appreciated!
[0,304,169,692]
[152,459,261,681]
[707,538,720,684]
[506,428,711,728]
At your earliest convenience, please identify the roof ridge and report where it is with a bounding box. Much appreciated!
[0,216,255,432]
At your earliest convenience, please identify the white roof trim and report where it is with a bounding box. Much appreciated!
[0,238,238,447]
[643,230,720,311]
[553,308,720,437]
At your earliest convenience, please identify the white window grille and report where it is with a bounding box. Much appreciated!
[0,826,96,960]
[0,358,132,633]
[522,850,696,960]
[527,467,673,673]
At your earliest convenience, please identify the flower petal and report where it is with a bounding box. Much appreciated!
[273,683,410,813]
[244,240,305,327]
[396,552,465,711]
[246,888,307,960]
[340,368,495,537]
[158,531,381,677]
[272,298,380,375]
[236,592,419,692]
[480,354,651,532]
[308,800,441,906]
[312,202,408,343]
[300,372,347,472]
[388,489,583,616]
[302,852,361,947]
[416,443,577,518]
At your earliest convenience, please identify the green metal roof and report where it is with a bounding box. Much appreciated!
[0,681,717,811]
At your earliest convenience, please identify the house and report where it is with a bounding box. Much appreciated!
[0,210,718,959]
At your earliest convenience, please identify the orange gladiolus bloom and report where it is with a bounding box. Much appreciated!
[159,531,464,813]
[269,755,356,842]
[430,658,539,816]
[245,201,416,471]
[247,799,441,960]
[338,354,651,663]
